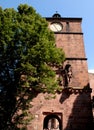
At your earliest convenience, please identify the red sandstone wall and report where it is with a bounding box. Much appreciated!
[55,34,86,58]
[27,17,93,130]
[89,73,94,97]
[28,91,92,130]
[62,60,89,88]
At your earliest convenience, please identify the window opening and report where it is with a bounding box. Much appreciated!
[43,114,62,130]
[66,22,70,32]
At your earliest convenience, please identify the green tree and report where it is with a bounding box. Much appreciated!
[0,4,65,129]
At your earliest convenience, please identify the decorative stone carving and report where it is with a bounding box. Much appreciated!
[58,64,72,88]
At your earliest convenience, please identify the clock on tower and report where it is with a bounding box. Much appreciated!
[50,22,63,32]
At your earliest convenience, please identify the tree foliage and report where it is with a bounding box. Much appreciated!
[0,4,65,129]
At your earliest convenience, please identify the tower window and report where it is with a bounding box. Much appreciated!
[66,22,70,32]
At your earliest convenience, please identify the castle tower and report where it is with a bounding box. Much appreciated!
[29,13,93,130]
[47,12,89,89]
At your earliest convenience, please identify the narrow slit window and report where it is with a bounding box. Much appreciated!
[66,22,70,32]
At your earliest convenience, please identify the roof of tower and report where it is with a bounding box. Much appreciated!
[45,12,82,21]
[52,12,61,18]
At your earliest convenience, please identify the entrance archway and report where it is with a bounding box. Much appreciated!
[43,114,62,130]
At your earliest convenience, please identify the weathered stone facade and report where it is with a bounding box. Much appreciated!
[28,14,93,130]
[89,73,94,97]
[89,72,94,126]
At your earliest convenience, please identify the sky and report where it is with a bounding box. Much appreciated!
[0,0,94,72]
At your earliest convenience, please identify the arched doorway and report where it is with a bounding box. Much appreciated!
[43,114,62,130]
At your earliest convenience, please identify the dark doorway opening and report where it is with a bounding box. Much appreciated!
[43,114,62,130]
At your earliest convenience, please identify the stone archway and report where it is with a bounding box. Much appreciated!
[43,114,62,130]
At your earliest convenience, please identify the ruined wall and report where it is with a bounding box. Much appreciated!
[28,89,92,130]
[89,72,94,126]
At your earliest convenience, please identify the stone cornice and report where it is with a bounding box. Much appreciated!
[45,17,82,21]
[65,58,87,60]
[62,87,92,94]
[54,32,83,35]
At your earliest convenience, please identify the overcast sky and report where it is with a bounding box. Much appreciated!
[0,0,94,71]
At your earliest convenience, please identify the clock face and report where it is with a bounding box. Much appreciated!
[50,22,63,32]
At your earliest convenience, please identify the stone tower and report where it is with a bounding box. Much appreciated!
[28,13,93,130]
